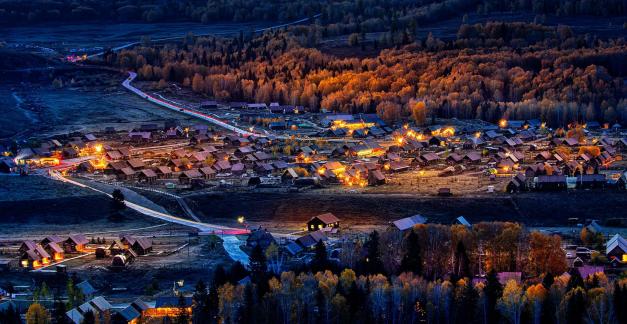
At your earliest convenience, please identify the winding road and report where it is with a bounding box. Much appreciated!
[48,170,253,264]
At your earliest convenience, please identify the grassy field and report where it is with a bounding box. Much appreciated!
[185,191,627,231]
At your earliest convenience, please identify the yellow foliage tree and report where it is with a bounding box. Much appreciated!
[26,303,49,324]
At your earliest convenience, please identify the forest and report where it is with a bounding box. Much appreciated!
[2,222,625,324]
[1,0,626,25]
[183,222,622,324]
[106,21,627,127]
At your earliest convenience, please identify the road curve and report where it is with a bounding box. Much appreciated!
[122,72,362,143]
[48,170,253,264]
[123,72,260,137]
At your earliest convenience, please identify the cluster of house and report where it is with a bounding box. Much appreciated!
[104,235,153,268]
[12,234,152,270]
[18,235,88,269]
[2,115,625,195]
[61,280,191,324]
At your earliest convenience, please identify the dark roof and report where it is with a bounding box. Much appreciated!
[132,237,153,250]
[309,213,340,225]
[392,215,427,231]
[296,231,327,248]
[155,296,193,308]
[76,281,96,295]
[117,305,141,321]
[67,234,89,245]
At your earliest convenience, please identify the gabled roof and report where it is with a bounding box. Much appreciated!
[118,305,141,321]
[76,281,96,296]
[21,241,37,251]
[181,169,203,179]
[42,235,63,244]
[285,241,303,256]
[66,308,84,324]
[309,213,340,225]
[34,245,51,259]
[67,234,89,245]
[606,234,627,255]
[46,242,63,253]
[140,169,157,178]
[133,237,153,250]
[393,215,427,231]
[155,296,192,308]
[296,231,328,248]
[456,216,471,227]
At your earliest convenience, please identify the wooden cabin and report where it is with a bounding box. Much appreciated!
[306,213,340,232]
[64,235,89,253]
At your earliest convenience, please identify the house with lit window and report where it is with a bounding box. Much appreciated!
[306,213,340,232]
[142,296,192,320]
[606,234,627,262]
[64,235,89,253]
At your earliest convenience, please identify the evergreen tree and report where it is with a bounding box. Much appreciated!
[176,294,190,324]
[240,283,256,324]
[52,297,68,324]
[249,245,267,282]
[81,310,95,324]
[311,240,328,272]
[192,280,210,324]
[0,304,21,324]
[212,265,228,288]
[111,189,125,210]
[485,269,503,324]
[228,261,249,283]
[453,240,471,279]
[565,287,586,324]
[542,272,554,289]
[566,270,584,291]
[399,229,422,275]
[613,282,626,323]
[540,291,556,324]
[457,282,479,324]
[362,230,384,274]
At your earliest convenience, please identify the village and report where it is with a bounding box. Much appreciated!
[2,98,626,196]
[1,95,627,322]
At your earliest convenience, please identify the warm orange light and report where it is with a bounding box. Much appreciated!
[94,144,103,153]
[397,137,404,144]
[499,119,508,128]
[475,132,481,138]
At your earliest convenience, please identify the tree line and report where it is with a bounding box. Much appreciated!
[188,221,624,324]
[108,25,626,127]
[1,0,625,25]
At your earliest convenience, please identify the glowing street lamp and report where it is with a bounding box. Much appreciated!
[94,144,103,153]
[499,119,508,128]
[237,216,245,224]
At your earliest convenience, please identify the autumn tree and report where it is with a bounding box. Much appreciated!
[26,303,49,324]
[498,280,526,324]
[409,99,427,126]
[528,232,567,276]
[376,101,401,124]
